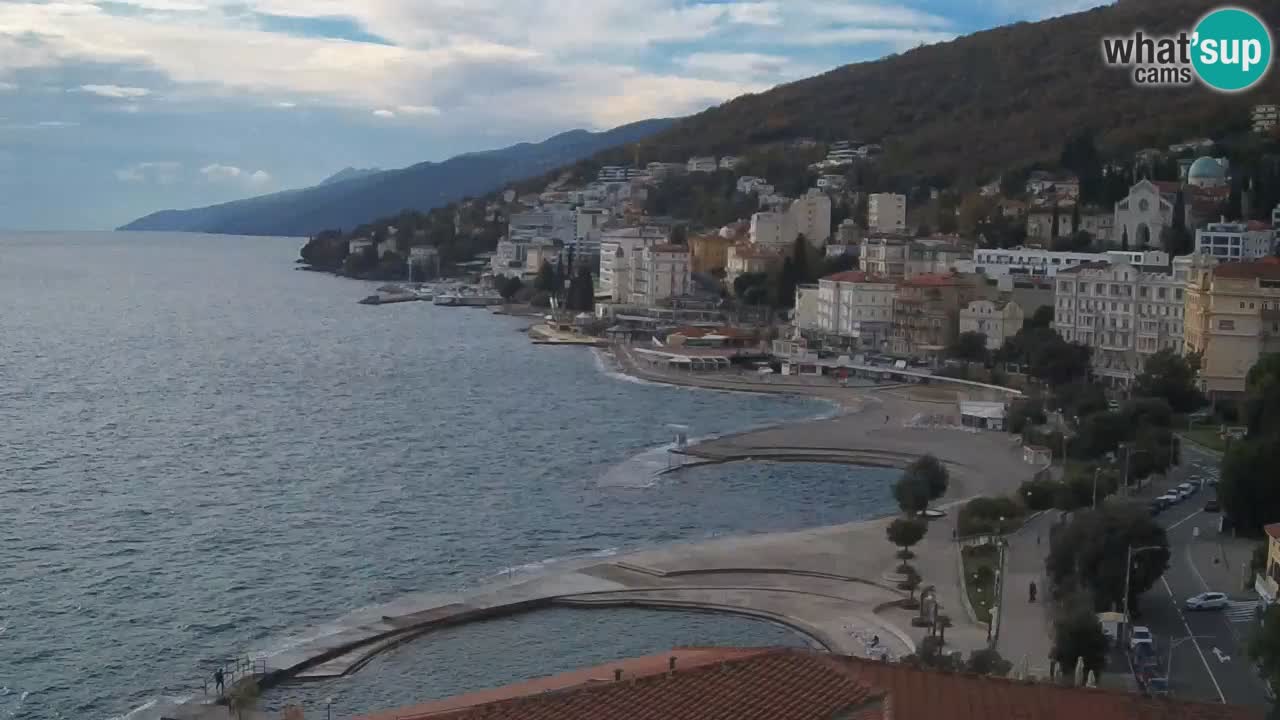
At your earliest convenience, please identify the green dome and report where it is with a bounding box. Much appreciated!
[1188,156,1226,183]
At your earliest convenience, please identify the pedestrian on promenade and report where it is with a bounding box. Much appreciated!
[1029,581,1038,603]
[214,668,225,696]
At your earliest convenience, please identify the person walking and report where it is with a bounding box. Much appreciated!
[214,667,225,696]
[1029,581,1038,603]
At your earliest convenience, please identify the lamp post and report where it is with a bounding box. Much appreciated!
[1166,635,1214,696]
[1122,545,1166,635]
[325,697,334,720]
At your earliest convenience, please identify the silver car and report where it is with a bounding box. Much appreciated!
[1185,592,1229,611]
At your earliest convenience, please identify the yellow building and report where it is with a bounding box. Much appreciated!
[689,233,734,274]
[1258,524,1280,604]
[1184,257,1280,396]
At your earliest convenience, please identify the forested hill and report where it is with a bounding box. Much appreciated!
[563,0,1280,188]
[117,119,675,237]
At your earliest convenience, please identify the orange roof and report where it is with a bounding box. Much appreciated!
[364,648,1259,720]
[823,270,890,283]
[1265,523,1280,541]
[1215,260,1280,281]
[1153,180,1183,195]
[651,244,690,253]
[902,272,962,287]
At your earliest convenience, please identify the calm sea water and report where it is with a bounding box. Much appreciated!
[0,232,896,720]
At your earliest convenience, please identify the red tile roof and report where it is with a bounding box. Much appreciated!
[1264,523,1280,541]
[365,648,1260,720]
[1215,260,1280,281]
[823,270,890,283]
[902,272,962,287]
[1153,180,1183,195]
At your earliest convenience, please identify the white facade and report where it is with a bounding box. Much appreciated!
[973,248,1103,278]
[750,211,792,249]
[719,156,742,170]
[814,271,896,349]
[794,285,820,331]
[737,176,767,194]
[960,300,1025,350]
[645,162,687,181]
[1053,260,1190,385]
[490,239,525,276]
[687,156,718,173]
[573,207,610,256]
[1274,203,1280,230]
[629,245,691,306]
[1114,180,1175,249]
[817,175,847,191]
[789,189,832,247]
[1254,104,1279,134]
[598,166,631,182]
[509,210,574,245]
[599,226,668,301]
[868,193,906,234]
[1195,221,1276,261]
[348,237,373,255]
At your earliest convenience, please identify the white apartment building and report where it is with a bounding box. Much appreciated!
[868,193,907,234]
[817,175,847,191]
[599,226,669,301]
[348,237,373,255]
[1195,220,1277,261]
[973,248,1104,278]
[509,210,574,245]
[794,285,820,331]
[790,189,833,246]
[645,162,687,181]
[859,236,908,278]
[629,244,691,306]
[814,270,896,350]
[737,176,767,194]
[826,141,856,166]
[687,156,718,173]
[490,239,525,276]
[719,156,742,170]
[1273,203,1280,229]
[1053,259,1191,386]
[573,207,610,256]
[960,299,1025,351]
[1254,104,1279,134]
[750,211,791,249]
[598,166,631,182]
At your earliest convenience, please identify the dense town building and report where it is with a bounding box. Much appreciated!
[960,298,1025,350]
[867,193,906,234]
[1184,257,1280,396]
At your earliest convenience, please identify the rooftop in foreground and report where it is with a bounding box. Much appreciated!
[359,647,1262,720]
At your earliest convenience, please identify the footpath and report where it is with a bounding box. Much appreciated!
[996,512,1057,679]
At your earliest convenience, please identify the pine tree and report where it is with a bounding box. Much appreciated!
[1051,204,1061,240]
[1070,202,1081,238]
[1121,226,1129,251]
[792,234,811,284]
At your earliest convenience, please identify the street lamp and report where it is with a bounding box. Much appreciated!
[325,697,334,720]
[1122,545,1166,635]
[1166,635,1214,697]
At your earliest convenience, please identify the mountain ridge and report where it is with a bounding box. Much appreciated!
[117,119,676,236]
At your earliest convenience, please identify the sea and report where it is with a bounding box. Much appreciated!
[0,231,898,720]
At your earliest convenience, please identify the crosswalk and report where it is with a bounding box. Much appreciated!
[1226,600,1260,624]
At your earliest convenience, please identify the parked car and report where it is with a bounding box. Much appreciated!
[1148,501,1164,516]
[1129,626,1154,651]
[1177,487,1194,500]
[1177,482,1197,495]
[1185,592,1230,611]
[1204,498,1221,512]
[1157,493,1181,505]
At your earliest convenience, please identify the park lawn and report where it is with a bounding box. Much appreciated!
[961,544,1000,624]
[1183,427,1227,453]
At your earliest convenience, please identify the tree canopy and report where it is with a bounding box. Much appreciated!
[1133,350,1204,414]
[1220,354,1280,535]
[947,331,989,364]
[1045,502,1169,613]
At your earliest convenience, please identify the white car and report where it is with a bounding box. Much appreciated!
[1178,482,1197,495]
[1129,626,1154,651]
[1157,493,1181,505]
[1185,592,1230,611]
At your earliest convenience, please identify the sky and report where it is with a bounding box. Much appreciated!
[0,0,1109,231]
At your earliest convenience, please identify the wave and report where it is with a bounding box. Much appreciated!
[485,547,620,580]
[107,695,196,720]
[590,348,665,387]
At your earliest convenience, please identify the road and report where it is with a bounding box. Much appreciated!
[1125,441,1271,709]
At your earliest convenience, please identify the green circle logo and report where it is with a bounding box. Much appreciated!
[1192,7,1273,92]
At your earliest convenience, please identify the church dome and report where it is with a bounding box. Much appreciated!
[1187,156,1227,187]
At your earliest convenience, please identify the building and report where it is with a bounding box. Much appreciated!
[407,245,440,278]
[726,243,782,286]
[1195,220,1277,261]
[793,284,820,331]
[1254,104,1279,134]
[599,226,669,301]
[629,244,691,306]
[973,248,1105,278]
[960,298,1025,350]
[736,176,767,194]
[719,155,742,170]
[836,218,860,245]
[1187,156,1229,189]
[348,237,373,255]
[867,193,906,233]
[1025,206,1076,242]
[817,174,847,191]
[1079,210,1114,245]
[359,646,1261,720]
[825,140,856,166]
[1054,260,1189,386]
[789,189,833,246]
[490,239,524,276]
[906,240,969,277]
[645,162,687,181]
[749,211,791,249]
[1114,180,1178,250]
[524,241,559,274]
[687,156,718,173]
[1184,257,1280,396]
[688,233,733,274]
[1274,203,1280,230]
[573,207,610,256]
[890,273,984,360]
[815,270,897,350]
[860,235,909,278]
[598,165,632,182]
[508,210,574,245]
[1258,523,1280,605]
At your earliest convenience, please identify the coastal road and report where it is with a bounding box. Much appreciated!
[1126,444,1271,709]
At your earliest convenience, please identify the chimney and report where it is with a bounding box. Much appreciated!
[614,669,623,682]
[669,656,677,671]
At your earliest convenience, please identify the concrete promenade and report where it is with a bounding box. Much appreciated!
[996,512,1057,679]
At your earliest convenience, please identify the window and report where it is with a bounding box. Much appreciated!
[1220,319,1236,330]
[1175,289,1183,301]
[1158,287,1167,299]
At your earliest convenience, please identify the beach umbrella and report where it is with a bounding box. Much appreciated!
[1086,670,1098,688]
[1073,657,1085,686]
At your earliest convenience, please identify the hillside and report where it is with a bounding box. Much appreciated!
[574,0,1280,188]
[117,119,675,237]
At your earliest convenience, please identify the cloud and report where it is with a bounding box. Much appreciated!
[116,161,181,184]
[78,84,152,98]
[200,163,272,187]
[397,104,440,117]
[679,52,818,81]
[0,81,16,91]
[273,101,297,108]
[372,109,396,118]
[37,120,79,128]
